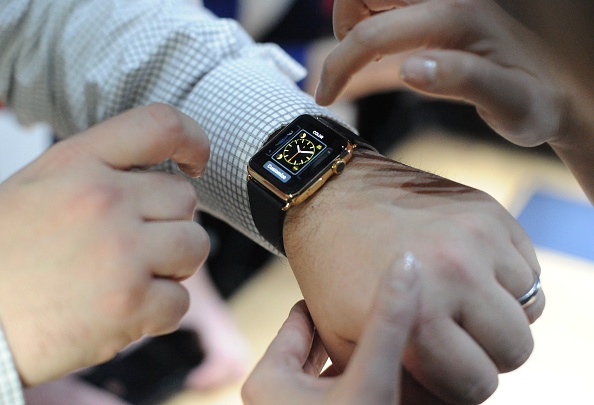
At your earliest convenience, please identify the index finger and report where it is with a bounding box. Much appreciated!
[340,253,420,403]
[82,103,210,177]
[317,2,473,105]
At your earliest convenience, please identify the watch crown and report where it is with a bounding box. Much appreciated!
[332,159,346,174]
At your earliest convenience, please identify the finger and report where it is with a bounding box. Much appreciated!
[497,262,546,326]
[478,219,546,324]
[399,50,549,146]
[340,253,420,404]
[494,243,545,324]
[405,318,499,405]
[507,222,546,322]
[138,278,191,336]
[256,301,316,372]
[141,221,210,281]
[317,1,498,105]
[242,301,319,404]
[124,171,198,220]
[303,330,330,377]
[523,289,546,324]
[460,283,534,373]
[81,103,210,177]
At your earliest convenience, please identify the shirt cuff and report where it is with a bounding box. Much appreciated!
[0,325,24,405]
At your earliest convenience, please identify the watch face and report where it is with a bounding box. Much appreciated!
[248,115,351,196]
[278,131,326,173]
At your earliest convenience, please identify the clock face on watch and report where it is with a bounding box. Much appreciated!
[278,132,324,172]
[248,115,351,195]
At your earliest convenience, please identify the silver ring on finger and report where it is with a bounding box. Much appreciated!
[516,270,541,309]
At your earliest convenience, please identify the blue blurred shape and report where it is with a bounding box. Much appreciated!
[517,191,594,262]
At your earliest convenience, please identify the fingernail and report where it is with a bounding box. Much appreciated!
[178,163,205,178]
[390,252,419,290]
[400,57,437,87]
[403,252,418,273]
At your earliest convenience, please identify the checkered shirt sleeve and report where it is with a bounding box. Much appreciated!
[0,0,338,251]
[0,326,24,405]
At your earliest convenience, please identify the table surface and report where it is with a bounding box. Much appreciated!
[165,129,594,405]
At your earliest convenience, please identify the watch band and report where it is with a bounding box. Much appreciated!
[247,177,288,254]
[248,115,376,255]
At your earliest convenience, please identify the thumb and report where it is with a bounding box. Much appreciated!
[81,103,210,177]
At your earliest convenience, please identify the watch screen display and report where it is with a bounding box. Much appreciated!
[273,130,327,175]
[249,115,351,195]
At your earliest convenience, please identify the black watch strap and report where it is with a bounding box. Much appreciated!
[247,179,288,255]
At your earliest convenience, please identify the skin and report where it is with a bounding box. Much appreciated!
[0,103,211,386]
[318,0,594,201]
[284,149,544,404]
[243,254,421,405]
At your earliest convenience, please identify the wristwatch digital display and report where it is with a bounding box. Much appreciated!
[247,114,376,254]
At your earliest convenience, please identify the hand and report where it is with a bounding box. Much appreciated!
[284,150,545,404]
[243,254,421,405]
[0,104,211,386]
[318,0,568,148]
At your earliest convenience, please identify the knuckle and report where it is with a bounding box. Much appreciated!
[149,311,185,336]
[101,233,138,264]
[178,179,198,214]
[69,183,125,218]
[171,225,210,279]
[146,103,185,140]
[165,174,198,217]
[455,213,494,243]
[522,83,568,145]
[143,288,189,336]
[349,19,381,48]
[433,238,478,285]
[102,280,149,319]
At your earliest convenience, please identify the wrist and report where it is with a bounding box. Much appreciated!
[283,147,476,270]
[283,150,420,299]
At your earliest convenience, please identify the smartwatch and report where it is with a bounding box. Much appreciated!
[246,114,376,255]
